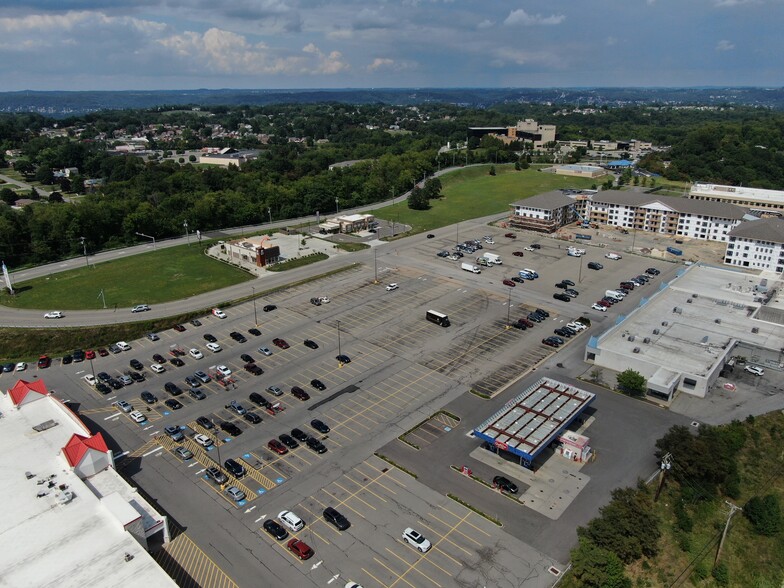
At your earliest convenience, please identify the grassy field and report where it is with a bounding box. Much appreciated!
[0,243,252,310]
[369,165,598,233]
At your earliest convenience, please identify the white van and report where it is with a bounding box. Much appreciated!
[605,290,624,300]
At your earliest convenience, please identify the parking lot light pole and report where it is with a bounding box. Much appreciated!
[506,287,512,328]
[268,207,272,224]
[335,198,339,215]
[80,236,89,268]
[252,286,258,325]
[183,220,190,246]
[215,434,223,475]
[336,320,342,364]
[135,231,156,250]
[89,357,96,379]
[578,254,584,284]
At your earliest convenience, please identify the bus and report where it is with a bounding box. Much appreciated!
[426,310,450,327]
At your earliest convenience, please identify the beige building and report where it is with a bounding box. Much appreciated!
[689,182,784,213]
[223,236,280,267]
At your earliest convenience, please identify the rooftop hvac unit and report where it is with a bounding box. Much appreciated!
[633,347,641,353]
[643,337,651,344]
[662,321,669,326]
[715,318,721,324]
[687,299,693,303]
[692,293,699,298]
[628,335,635,342]
[752,327,759,334]
[653,329,660,335]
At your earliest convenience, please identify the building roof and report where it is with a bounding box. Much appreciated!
[511,190,578,211]
[9,379,49,405]
[62,432,109,467]
[592,190,747,219]
[472,377,594,462]
[728,217,784,244]
[606,159,633,166]
[691,182,784,204]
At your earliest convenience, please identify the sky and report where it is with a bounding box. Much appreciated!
[0,0,781,91]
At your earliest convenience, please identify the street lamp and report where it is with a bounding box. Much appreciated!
[183,220,190,246]
[336,320,342,363]
[335,198,339,215]
[80,236,89,268]
[135,232,156,250]
[373,248,378,284]
[251,286,258,326]
[268,207,272,224]
[578,254,585,284]
[506,286,512,328]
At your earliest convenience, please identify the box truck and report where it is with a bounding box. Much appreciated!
[461,262,481,274]
[483,252,502,265]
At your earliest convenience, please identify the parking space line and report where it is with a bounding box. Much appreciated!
[332,481,381,511]
[373,558,418,588]
[362,567,391,588]
[384,548,443,588]
[427,514,484,547]
[153,532,238,588]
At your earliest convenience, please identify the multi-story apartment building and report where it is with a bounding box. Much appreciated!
[725,218,784,273]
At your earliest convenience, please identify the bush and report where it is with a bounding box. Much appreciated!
[691,561,709,581]
[674,499,693,532]
[616,369,647,397]
[712,562,729,586]
[744,495,782,536]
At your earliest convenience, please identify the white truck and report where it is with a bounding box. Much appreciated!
[461,262,481,274]
[483,252,502,265]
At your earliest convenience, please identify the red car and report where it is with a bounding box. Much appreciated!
[37,355,51,369]
[268,439,289,455]
[597,299,612,307]
[272,338,290,349]
[504,233,517,239]
[287,538,314,560]
[502,279,515,287]
[512,251,525,257]
[85,349,96,360]
[172,324,186,332]
[97,348,109,357]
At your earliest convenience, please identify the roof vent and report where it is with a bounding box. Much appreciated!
[687,298,693,303]
[628,335,635,342]
[752,327,759,334]
[662,321,669,326]
[653,329,660,335]
[633,347,641,353]
[715,318,721,324]
[643,337,651,344]
[692,293,699,298]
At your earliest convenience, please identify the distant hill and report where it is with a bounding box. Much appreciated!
[0,87,783,117]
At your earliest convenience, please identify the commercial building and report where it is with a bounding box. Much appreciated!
[469,119,556,149]
[587,190,746,242]
[472,377,595,469]
[318,213,375,234]
[585,264,783,401]
[552,164,606,179]
[0,379,175,587]
[198,148,258,167]
[223,235,281,267]
[689,182,784,213]
[725,217,784,273]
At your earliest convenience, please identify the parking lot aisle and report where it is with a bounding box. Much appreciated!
[382,549,444,588]
[370,558,419,588]
[237,457,279,491]
[153,532,238,588]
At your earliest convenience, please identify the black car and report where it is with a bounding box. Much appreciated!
[224,458,246,478]
[164,398,183,410]
[311,419,330,434]
[553,293,571,302]
[203,333,218,343]
[249,392,271,408]
[97,371,112,382]
[559,280,574,287]
[164,382,183,396]
[493,475,519,494]
[551,335,565,345]
[3,362,15,372]
[240,353,254,363]
[291,386,310,400]
[279,433,299,449]
[306,437,327,454]
[426,234,435,239]
[108,379,124,390]
[511,319,527,330]
[248,328,261,337]
[527,312,542,323]
[530,243,541,249]
[323,507,350,531]
[152,353,167,364]
[130,359,144,371]
[107,344,121,355]
[310,379,326,391]
[170,357,185,367]
[535,308,550,317]
[129,371,145,382]
[61,355,73,365]
[542,337,560,348]
[291,428,309,442]
[73,349,85,362]
[303,339,319,350]
[96,382,111,394]
[554,327,571,338]
[244,411,262,424]
[511,276,525,283]
[245,363,264,376]
[336,354,351,364]
[646,267,660,276]
[263,519,289,541]
[190,319,202,327]
[140,390,157,404]
[263,305,277,312]
[220,421,243,436]
[230,331,247,343]
[555,281,568,289]
[195,417,214,430]
[587,262,603,270]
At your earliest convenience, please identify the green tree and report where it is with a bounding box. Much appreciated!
[744,495,782,536]
[407,186,428,210]
[422,177,442,200]
[189,154,197,162]
[489,165,496,176]
[570,538,631,588]
[48,191,64,203]
[616,369,646,397]
[34,165,55,184]
[0,187,16,205]
[13,158,34,176]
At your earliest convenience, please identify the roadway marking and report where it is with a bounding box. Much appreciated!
[143,446,163,457]
[103,412,120,420]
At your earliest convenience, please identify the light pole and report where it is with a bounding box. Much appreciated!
[251,286,258,326]
[578,254,584,284]
[214,433,223,477]
[183,220,190,246]
[80,236,89,268]
[336,320,342,362]
[373,248,378,284]
[506,286,512,329]
[335,198,339,215]
[135,232,156,250]
[268,207,272,224]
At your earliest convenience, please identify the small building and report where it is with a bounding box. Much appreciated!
[472,377,595,470]
[199,149,258,168]
[333,214,375,233]
[224,235,280,267]
[604,159,634,170]
[557,431,592,463]
[725,217,784,273]
[553,164,606,179]
[469,118,557,149]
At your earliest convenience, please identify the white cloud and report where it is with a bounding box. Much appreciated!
[606,36,617,46]
[477,19,493,30]
[492,47,563,67]
[713,0,758,6]
[503,9,565,26]
[715,39,735,51]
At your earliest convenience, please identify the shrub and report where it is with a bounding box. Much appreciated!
[744,495,782,536]
[712,562,729,586]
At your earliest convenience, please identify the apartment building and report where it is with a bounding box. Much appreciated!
[725,218,784,273]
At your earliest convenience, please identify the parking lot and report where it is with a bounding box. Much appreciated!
[18,224,682,587]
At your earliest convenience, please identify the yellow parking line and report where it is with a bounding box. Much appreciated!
[384,548,443,588]
[332,481,379,511]
[373,558,418,588]
[154,533,238,588]
[362,567,391,588]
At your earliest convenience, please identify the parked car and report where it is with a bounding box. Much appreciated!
[37,355,51,369]
[196,416,215,430]
[553,293,571,302]
[131,304,150,313]
[193,434,214,448]
[258,346,273,356]
[278,510,305,532]
[245,363,263,376]
[164,399,183,410]
[175,447,194,461]
[225,486,246,502]
[170,357,184,367]
[306,437,327,454]
[203,333,218,343]
[263,305,277,312]
[224,458,246,478]
[323,507,350,530]
[291,428,309,442]
[745,365,765,376]
[291,386,310,400]
[263,519,289,541]
[206,342,222,353]
[130,359,144,371]
[140,391,157,404]
[249,392,271,407]
[310,379,326,391]
[216,365,232,376]
[287,538,314,560]
[336,354,351,363]
[115,400,133,413]
[248,328,261,337]
[212,308,227,319]
[502,279,516,287]
[268,439,289,455]
[493,475,518,494]
[402,528,431,552]
[194,370,211,383]
[220,421,242,436]
[303,339,319,349]
[173,324,186,332]
[205,466,228,485]
[244,412,262,424]
[229,331,247,343]
[146,333,160,342]
[279,433,299,449]
[504,233,516,239]
[164,425,184,441]
[225,400,247,415]
[512,251,525,257]
[129,411,147,424]
[272,338,290,349]
[386,283,399,291]
[266,385,283,397]
[311,419,330,434]
[188,388,206,400]
[189,348,203,359]
[164,382,183,396]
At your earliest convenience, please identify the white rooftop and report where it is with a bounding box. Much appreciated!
[691,182,784,204]
[0,390,175,588]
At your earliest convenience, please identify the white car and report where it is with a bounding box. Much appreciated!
[386,283,399,291]
[591,303,607,312]
[116,341,131,351]
[150,363,166,374]
[402,527,431,553]
[744,365,764,376]
[319,296,331,304]
[206,342,222,353]
[345,583,364,588]
[212,308,227,319]
[605,253,622,260]
[567,322,586,331]
[115,400,133,413]
[131,304,150,313]
[129,411,147,424]
[278,510,305,532]
[258,347,272,356]
[83,374,97,386]
[216,365,232,377]
[44,311,64,319]
[189,348,204,359]
[523,246,535,252]
[15,362,27,372]
[193,434,214,448]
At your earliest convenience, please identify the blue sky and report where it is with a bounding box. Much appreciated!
[0,0,780,91]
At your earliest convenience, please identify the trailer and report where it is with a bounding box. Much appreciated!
[666,246,683,256]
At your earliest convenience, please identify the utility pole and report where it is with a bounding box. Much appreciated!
[183,220,190,246]
[373,248,378,284]
[505,286,512,328]
[654,453,672,502]
[251,286,258,326]
[578,254,584,284]
[715,501,743,566]
[80,236,89,268]
[336,320,342,364]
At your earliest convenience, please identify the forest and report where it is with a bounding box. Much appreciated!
[1,102,783,268]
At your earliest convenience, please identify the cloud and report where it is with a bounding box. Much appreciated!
[503,8,565,26]
[477,19,493,30]
[351,8,396,31]
[491,47,563,68]
[713,0,758,5]
[366,57,415,72]
[606,36,617,46]
[715,39,735,51]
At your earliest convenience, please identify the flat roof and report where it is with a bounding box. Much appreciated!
[691,182,784,203]
[472,377,595,462]
[593,265,784,379]
[0,388,175,588]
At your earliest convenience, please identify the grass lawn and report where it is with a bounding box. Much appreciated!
[0,243,252,310]
[369,165,597,233]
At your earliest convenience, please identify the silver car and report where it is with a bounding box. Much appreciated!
[225,486,246,502]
